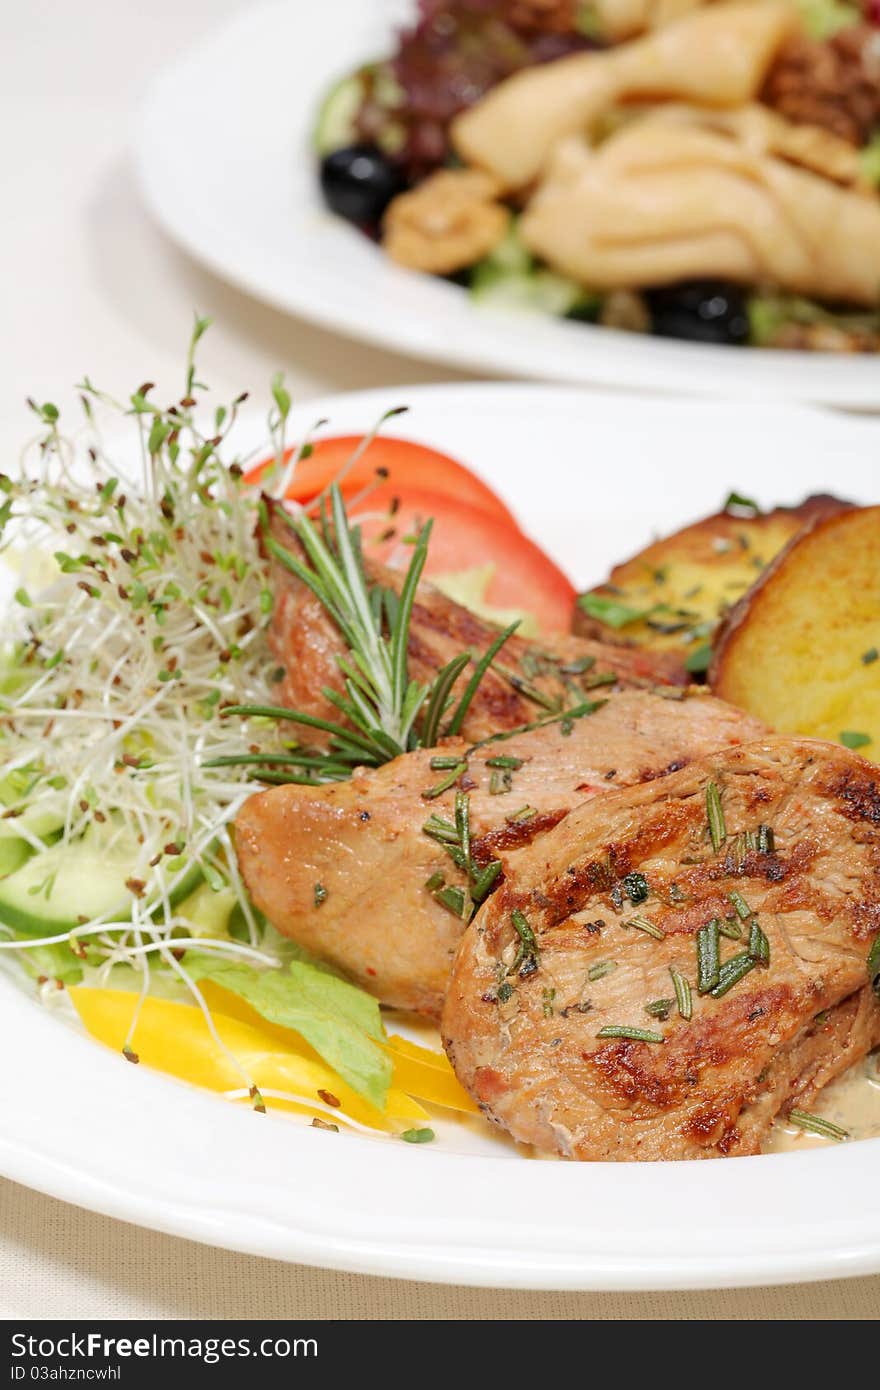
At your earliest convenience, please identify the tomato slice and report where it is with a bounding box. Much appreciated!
[349,485,576,635]
[246,435,517,525]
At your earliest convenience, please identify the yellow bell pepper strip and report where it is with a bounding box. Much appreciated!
[201,981,477,1115]
[383,1034,478,1115]
[69,988,427,1133]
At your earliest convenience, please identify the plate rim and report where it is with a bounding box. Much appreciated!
[3,380,880,1292]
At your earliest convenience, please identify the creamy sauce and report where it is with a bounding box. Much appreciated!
[765,1050,880,1154]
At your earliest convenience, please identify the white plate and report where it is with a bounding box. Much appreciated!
[135,0,880,410]
[2,383,880,1290]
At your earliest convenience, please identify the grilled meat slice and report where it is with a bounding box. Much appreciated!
[234,689,765,1017]
[264,501,687,748]
[729,985,880,1153]
[442,737,880,1159]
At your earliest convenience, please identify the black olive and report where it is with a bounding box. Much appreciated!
[646,281,751,346]
[319,145,406,228]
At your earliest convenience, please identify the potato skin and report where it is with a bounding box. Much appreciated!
[573,495,850,679]
[710,506,880,761]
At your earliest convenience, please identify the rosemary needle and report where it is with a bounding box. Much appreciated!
[596,1025,665,1044]
[696,919,720,994]
[788,1110,849,1142]
[706,780,726,852]
[669,967,693,1021]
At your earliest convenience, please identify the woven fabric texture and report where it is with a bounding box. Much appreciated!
[1,1180,877,1321]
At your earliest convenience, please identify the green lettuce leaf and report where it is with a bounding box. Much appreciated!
[17,942,84,986]
[187,954,391,1110]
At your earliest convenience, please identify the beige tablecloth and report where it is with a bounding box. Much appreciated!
[0,1179,877,1320]
[2,0,878,1321]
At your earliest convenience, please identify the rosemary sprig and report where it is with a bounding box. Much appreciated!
[237,493,521,781]
[624,914,665,941]
[645,998,675,1020]
[265,485,431,759]
[419,653,470,749]
[718,918,743,941]
[422,791,501,921]
[706,781,726,852]
[422,760,468,800]
[445,623,520,736]
[472,699,606,751]
[869,933,880,997]
[710,952,755,998]
[669,967,692,1021]
[729,890,753,922]
[510,908,539,977]
[748,919,770,965]
[596,1025,665,1044]
[757,823,775,853]
[696,919,720,994]
[587,961,617,981]
[788,1110,849,1142]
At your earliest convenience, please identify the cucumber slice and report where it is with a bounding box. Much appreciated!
[0,826,203,935]
[0,807,64,841]
[313,73,365,157]
[176,881,238,937]
[0,838,31,879]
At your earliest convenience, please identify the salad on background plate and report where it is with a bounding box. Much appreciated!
[315,0,880,352]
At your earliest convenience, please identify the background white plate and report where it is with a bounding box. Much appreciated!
[2,383,880,1290]
[135,0,880,410]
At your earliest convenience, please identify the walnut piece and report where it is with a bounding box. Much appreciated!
[383,169,510,275]
[770,320,880,353]
[763,24,880,147]
[599,289,651,332]
[510,0,580,30]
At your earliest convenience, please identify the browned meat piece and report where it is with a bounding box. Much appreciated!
[442,737,880,1160]
[763,24,880,148]
[235,689,765,1017]
[264,501,687,750]
[731,986,880,1153]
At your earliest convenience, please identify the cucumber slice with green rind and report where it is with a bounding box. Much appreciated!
[313,73,366,157]
[0,827,204,935]
[313,65,406,158]
[0,838,31,880]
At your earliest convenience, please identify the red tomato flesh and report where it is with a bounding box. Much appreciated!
[349,485,576,636]
[247,435,517,526]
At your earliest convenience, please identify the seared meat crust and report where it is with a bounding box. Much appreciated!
[442,738,880,1159]
[264,501,687,749]
[235,690,764,1016]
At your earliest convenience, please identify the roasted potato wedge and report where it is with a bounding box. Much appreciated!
[711,506,880,762]
[573,494,849,679]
